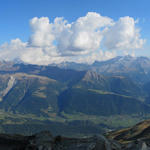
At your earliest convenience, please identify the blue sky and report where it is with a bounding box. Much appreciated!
[0,0,149,43]
[0,0,150,64]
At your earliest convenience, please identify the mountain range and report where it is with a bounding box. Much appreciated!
[0,55,149,135]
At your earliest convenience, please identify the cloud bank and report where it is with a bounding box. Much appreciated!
[0,12,145,65]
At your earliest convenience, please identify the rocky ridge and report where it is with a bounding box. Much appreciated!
[2,119,150,150]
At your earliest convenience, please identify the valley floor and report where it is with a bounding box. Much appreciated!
[0,110,150,137]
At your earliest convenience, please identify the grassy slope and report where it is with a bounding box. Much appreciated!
[58,87,150,116]
[107,119,150,144]
[0,73,66,115]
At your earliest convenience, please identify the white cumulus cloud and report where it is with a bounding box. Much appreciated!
[0,12,146,65]
[104,16,145,50]
[29,17,55,47]
[56,12,113,56]
[0,39,27,61]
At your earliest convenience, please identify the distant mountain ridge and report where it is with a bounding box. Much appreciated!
[55,55,150,83]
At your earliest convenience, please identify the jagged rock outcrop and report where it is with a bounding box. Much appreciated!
[108,119,150,150]
[52,135,121,150]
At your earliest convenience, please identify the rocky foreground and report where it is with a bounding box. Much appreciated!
[0,131,120,150]
[1,120,150,150]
